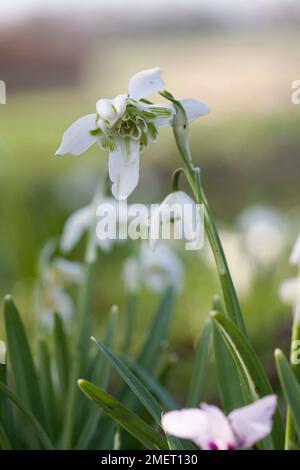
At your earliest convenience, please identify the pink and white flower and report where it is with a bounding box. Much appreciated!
[162,395,277,450]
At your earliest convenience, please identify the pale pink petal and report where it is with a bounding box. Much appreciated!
[161,409,206,448]
[228,395,277,449]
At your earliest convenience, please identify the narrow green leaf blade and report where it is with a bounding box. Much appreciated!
[125,358,178,410]
[187,318,212,407]
[78,380,168,450]
[0,381,54,450]
[54,312,70,397]
[137,287,175,371]
[275,349,300,437]
[213,324,245,413]
[211,311,284,450]
[4,295,45,424]
[76,307,118,449]
[91,338,162,424]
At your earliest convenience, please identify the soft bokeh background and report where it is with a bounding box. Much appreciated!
[1,0,300,399]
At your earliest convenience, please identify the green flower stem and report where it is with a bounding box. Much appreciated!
[161,91,247,337]
[285,317,300,450]
[61,193,99,449]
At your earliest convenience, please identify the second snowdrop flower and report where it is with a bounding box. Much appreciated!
[150,191,204,250]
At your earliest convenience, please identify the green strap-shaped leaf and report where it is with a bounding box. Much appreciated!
[213,324,246,413]
[211,311,284,450]
[76,308,118,449]
[91,338,163,424]
[125,358,178,410]
[187,318,212,407]
[38,339,57,439]
[4,295,45,424]
[137,286,175,371]
[78,380,168,450]
[54,312,70,397]
[0,423,12,450]
[275,349,300,437]
[0,381,54,449]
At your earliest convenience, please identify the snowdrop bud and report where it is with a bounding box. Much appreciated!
[290,234,300,266]
[0,340,6,365]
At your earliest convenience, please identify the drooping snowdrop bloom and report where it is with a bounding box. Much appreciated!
[123,242,183,294]
[238,206,287,267]
[150,191,204,250]
[61,197,128,254]
[56,68,210,200]
[162,395,277,450]
[290,233,300,266]
[0,340,6,365]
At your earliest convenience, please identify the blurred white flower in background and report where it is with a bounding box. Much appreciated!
[56,67,209,200]
[37,242,84,328]
[162,395,277,450]
[203,205,289,296]
[123,242,183,294]
[0,340,6,365]
[279,277,300,324]
[279,232,300,324]
[238,205,287,267]
[204,230,254,296]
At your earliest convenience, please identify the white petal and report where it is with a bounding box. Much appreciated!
[162,409,207,448]
[96,94,127,125]
[0,340,6,365]
[108,139,140,200]
[56,114,97,155]
[290,234,300,265]
[60,206,93,253]
[128,67,165,101]
[228,395,277,449]
[199,403,237,450]
[180,99,210,122]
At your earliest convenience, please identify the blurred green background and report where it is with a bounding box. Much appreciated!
[1,0,300,400]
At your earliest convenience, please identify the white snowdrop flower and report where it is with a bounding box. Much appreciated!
[56,68,209,200]
[279,277,300,324]
[162,395,277,450]
[0,340,6,365]
[61,197,128,254]
[238,206,287,267]
[150,191,204,251]
[290,233,300,266]
[123,242,183,294]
